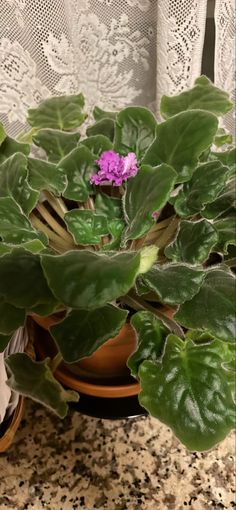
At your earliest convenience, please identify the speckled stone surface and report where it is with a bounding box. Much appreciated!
[0,400,235,510]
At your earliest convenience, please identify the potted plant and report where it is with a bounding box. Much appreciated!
[0,76,235,452]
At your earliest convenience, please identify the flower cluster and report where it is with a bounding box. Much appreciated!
[90,150,138,186]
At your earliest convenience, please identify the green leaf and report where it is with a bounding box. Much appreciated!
[41,250,142,309]
[93,106,117,121]
[214,128,233,147]
[0,248,56,309]
[142,263,205,305]
[28,157,67,196]
[211,148,236,176]
[94,193,125,249]
[59,146,94,202]
[95,193,122,219]
[28,94,86,130]
[175,268,236,342]
[32,129,81,163]
[165,220,218,264]
[80,135,113,157]
[128,311,168,377]
[114,107,157,160]
[123,164,177,241]
[0,239,47,256]
[86,119,115,142]
[202,178,236,219]
[139,335,235,451]
[104,218,125,250]
[0,334,12,352]
[6,354,79,418]
[0,122,6,145]
[173,161,230,216]
[0,136,30,165]
[143,110,218,182]
[0,153,39,214]
[161,75,233,119]
[214,217,236,254]
[0,197,47,244]
[0,300,25,336]
[50,305,128,363]
[64,209,109,245]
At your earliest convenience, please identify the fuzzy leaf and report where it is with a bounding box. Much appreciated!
[93,106,117,121]
[211,148,236,176]
[214,217,236,253]
[64,209,109,245]
[0,122,6,145]
[165,220,218,264]
[128,311,168,377]
[114,107,157,160]
[173,161,230,216]
[0,136,30,164]
[86,119,115,142]
[0,197,47,244]
[80,135,113,157]
[50,305,128,363]
[0,300,25,337]
[214,128,233,147]
[0,334,12,352]
[33,129,81,163]
[0,248,56,309]
[28,94,86,130]
[139,335,236,451]
[41,250,142,310]
[0,153,39,214]
[28,157,67,195]
[6,354,79,418]
[0,239,47,256]
[143,110,218,182]
[58,146,94,202]
[175,268,236,342]
[142,264,205,305]
[160,76,233,119]
[123,164,176,241]
[95,193,123,219]
[202,178,236,219]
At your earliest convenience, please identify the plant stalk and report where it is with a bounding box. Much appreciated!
[123,293,185,339]
[50,352,63,373]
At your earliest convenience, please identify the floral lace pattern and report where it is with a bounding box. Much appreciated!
[0,0,235,137]
[215,0,236,134]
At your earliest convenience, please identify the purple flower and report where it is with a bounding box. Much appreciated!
[90,150,138,186]
[152,210,161,221]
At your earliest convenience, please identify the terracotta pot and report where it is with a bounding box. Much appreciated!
[32,314,140,398]
[0,397,24,453]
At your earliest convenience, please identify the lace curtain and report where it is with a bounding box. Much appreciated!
[214,0,236,135]
[2,0,229,139]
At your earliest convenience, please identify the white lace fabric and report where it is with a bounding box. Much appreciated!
[214,0,236,135]
[0,0,225,138]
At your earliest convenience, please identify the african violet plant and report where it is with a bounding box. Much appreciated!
[0,76,235,451]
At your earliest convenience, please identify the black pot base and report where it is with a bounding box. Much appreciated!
[70,392,148,420]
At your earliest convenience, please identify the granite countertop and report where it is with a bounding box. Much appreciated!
[0,400,235,510]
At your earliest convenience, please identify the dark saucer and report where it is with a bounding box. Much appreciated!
[70,392,148,420]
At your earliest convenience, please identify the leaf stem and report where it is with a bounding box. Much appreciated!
[123,293,185,339]
[50,352,63,373]
[224,258,236,267]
